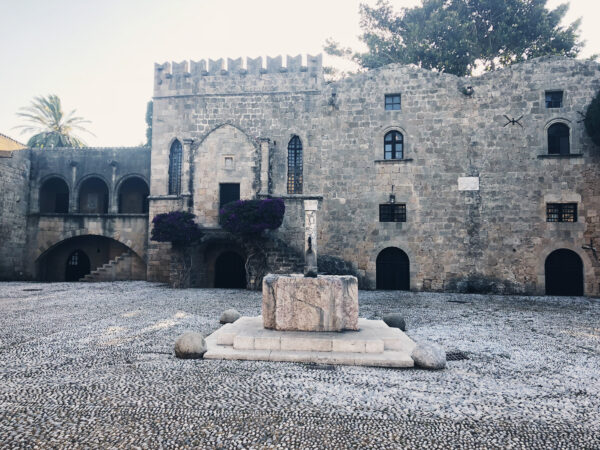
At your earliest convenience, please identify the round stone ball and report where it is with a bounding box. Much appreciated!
[411,342,446,370]
[174,332,207,359]
[383,313,406,331]
[220,308,241,324]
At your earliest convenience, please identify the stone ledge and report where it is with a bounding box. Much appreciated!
[374,158,414,164]
[537,153,583,159]
[204,316,416,368]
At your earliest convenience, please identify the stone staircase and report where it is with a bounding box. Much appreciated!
[81,251,146,282]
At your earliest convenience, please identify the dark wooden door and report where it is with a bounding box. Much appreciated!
[214,251,246,288]
[219,183,240,209]
[545,249,583,296]
[376,247,410,290]
[65,250,91,281]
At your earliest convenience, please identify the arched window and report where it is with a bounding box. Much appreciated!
[78,177,109,214]
[548,123,570,155]
[40,177,69,213]
[168,140,182,195]
[384,131,403,160]
[118,177,149,214]
[287,136,303,194]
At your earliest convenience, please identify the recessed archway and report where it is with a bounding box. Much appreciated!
[214,251,246,288]
[118,177,149,213]
[545,249,583,296]
[39,177,69,213]
[78,177,109,214]
[36,235,145,282]
[376,247,410,290]
[65,250,91,281]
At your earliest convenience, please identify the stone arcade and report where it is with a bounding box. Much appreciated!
[1,55,600,297]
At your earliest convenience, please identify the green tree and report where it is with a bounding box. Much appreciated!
[584,90,600,147]
[15,95,93,148]
[325,0,583,77]
[145,100,153,147]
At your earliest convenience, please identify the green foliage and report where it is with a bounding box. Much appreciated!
[326,0,583,76]
[145,100,153,147]
[15,95,93,148]
[584,91,600,147]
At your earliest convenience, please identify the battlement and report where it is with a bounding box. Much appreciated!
[154,54,323,98]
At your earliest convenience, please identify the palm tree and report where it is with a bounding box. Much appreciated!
[15,95,93,148]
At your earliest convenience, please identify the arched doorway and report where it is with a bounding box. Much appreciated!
[214,251,246,288]
[545,249,583,296]
[65,250,91,281]
[376,247,410,290]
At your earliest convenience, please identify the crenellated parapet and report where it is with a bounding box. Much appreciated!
[154,54,323,98]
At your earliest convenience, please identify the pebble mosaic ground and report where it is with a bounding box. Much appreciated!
[0,282,599,449]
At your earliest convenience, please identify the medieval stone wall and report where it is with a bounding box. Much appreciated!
[151,55,600,294]
[0,150,30,279]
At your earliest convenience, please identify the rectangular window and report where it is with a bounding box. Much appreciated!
[546,203,577,222]
[379,204,406,222]
[385,94,401,111]
[545,91,563,108]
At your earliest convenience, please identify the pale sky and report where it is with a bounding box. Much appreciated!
[1,0,599,147]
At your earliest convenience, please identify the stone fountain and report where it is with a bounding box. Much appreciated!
[204,201,416,367]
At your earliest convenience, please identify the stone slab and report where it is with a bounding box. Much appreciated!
[262,274,359,332]
[204,316,415,368]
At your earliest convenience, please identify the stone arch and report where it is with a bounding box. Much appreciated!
[193,123,259,152]
[545,249,583,296]
[376,247,410,290]
[75,174,111,213]
[191,124,260,227]
[39,176,70,213]
[200,237,248,288]
[115,174,149,213]
[35,234,146,282]
[369,242,418,290]
[544,118,573,155]
[535,241,594,296]
[35,228,145,263]
[380,125,409,160]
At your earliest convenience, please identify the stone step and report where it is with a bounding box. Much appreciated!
[206,316,416,368]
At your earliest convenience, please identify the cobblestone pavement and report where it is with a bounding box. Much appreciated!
[0,282,599,449]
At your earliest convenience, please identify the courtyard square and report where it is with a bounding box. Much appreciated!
[0,282,598,448]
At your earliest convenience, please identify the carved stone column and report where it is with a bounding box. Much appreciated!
[259,138,270,195]
[181,138,194,210]
[304,199,318,276]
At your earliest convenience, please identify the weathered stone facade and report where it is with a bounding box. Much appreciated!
[150,55,600,295]
[1,55,599,295]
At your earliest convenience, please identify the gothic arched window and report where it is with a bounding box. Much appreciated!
[547,123,570,155]
[168,140,182,195]
[384,131,403,160]
[287,136,303,194]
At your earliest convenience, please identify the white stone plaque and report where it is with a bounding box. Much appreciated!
[458,177,479,191]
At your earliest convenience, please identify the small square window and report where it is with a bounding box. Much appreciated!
[546,203,577,222]
[224,156,234,169]
[385,94,401,111]
[379,204,406,222]
[545,91,563,108]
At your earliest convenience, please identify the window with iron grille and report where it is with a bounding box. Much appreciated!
[384,131,403,159]
[168,140,182,195]
[547,123,570,155]
[546,203,577,222]
[385,94,401,110]
[545,91,563,108]
[379,204,406,222]
[287,136,303,194]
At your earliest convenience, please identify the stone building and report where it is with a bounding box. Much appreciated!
[1,55,599,296]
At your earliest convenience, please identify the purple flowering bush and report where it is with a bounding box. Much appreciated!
[151,211,203,245]
[220,198,285,235]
